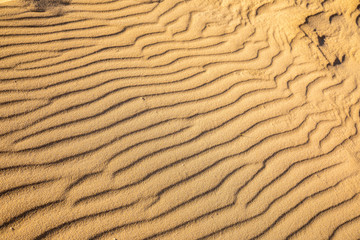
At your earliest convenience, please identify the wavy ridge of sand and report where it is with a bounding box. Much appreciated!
[1,0,360,239]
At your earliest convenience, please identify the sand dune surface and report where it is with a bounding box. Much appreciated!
[1,0,360,239]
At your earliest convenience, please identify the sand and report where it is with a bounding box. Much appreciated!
[0,0,360,239]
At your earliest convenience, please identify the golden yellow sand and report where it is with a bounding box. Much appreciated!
[1,0,360,239]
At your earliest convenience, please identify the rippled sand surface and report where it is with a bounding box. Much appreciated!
[1,0,360,239]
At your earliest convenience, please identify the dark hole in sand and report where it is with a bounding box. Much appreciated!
[333,57,341,66]
[318,35,325,46]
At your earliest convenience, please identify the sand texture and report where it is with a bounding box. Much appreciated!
[1,0,360,239]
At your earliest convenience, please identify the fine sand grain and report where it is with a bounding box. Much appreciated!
[1,0,360,239]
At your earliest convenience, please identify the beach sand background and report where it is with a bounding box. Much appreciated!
[1,0,360,239]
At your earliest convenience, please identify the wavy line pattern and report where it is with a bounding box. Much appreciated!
[0,0,360,239]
